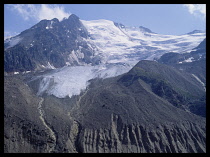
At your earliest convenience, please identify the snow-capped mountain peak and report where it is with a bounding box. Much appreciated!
[4,14,206,99]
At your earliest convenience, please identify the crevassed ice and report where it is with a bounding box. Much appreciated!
[37,63,134,98]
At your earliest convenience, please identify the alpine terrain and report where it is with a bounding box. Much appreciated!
[4,14,206,153]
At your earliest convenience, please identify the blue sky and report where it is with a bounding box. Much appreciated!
[4,4,206,37]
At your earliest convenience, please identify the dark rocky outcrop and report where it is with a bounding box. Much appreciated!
[4,14,100,73]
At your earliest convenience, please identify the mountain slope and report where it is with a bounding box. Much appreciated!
[4,60,206,153]
[121,60,206,116]
[157,39,206,117]
[68,60,206,153]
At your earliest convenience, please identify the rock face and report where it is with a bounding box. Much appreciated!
[4,60,206,153]
[4,14,100,72]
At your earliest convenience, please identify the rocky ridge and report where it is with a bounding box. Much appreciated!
[4,14,100,73]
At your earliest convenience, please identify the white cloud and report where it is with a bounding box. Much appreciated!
[9,4,71,22]
[183,4,206,19]
[38,4,70,21]
[4,31,19,39]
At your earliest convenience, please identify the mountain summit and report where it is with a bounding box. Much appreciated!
[4,14,100,73]
[139,26,155,33]
[187,30,205,35]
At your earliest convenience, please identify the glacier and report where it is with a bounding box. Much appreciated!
[36,18,205,99]
[37,63,134,98]
[81,19,205,62]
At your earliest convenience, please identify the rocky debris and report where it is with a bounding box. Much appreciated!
[4,60,206,153]
[4,75,55,153]
[37,97,57,152]
[77,114,205,153]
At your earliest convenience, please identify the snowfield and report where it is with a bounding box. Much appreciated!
[81,19,205,62]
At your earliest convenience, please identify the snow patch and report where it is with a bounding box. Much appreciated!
[185,57,194,62]
[178,57,194,64]
[22,71,31,74]
[46,21,54,29]
[46,62,56,69]
[14,72,19,75]
[68,50,85,64]
[192,74,206,92]
[66,62,70,66]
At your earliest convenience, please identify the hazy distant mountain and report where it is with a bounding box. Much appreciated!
[187,30,205,35]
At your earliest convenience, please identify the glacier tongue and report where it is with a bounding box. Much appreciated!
[37,63,134,98]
